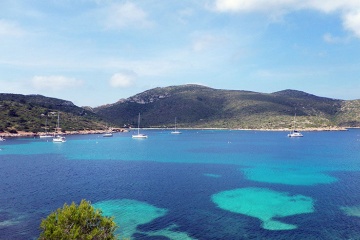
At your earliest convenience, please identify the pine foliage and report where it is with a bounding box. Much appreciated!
[39,200,117,240]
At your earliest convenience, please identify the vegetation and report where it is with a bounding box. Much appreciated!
[334,100,360,127]
[2,85,360,132]
[39,200,117,240]
[0,94,107,133]
[94,84,360,129]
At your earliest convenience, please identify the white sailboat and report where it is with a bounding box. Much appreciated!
[39,116,53,138]
[171,117,181,134]
[132,113,148,139]
[53,112,66,142]
[103,125,113,137]
[288,113,303,137]
[103,132,113,137]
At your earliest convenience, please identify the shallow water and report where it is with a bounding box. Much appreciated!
[0,129,360,239]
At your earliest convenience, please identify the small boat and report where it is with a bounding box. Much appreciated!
[39,134,53,138]
[171,117,181,134]
[288,130,303,137]
[103,125,113,137]
[288,113,303,137]
[53,112,66,143]
[53,135,66,143]
[103,132,113,137]
[132,113,148,139]
[0,137,5,141]
[40,116,53,138]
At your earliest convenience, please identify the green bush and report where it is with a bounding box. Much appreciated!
[39,199,117,240]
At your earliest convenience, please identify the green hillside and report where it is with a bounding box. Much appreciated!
[0,94,106,133]
[2,85,359,133]
[335,100,360,127]
[94,84,358,129]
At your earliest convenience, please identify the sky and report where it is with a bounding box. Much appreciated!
[1,0,360,107]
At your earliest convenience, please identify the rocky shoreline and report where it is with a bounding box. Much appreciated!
[0,129,129,138]
[0,127,349,138]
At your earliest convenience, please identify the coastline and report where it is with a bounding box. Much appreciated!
[146,127,348,131]
[0,129,128,138]
[0,126,350,138]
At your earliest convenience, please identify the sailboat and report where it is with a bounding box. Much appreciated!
[39,115,53,138]
[53,112,66,142]
[103,124,113,137]
[103,131,113,137]
[132,113,148,139]
[288,113,303,137]
[171,117,181,134]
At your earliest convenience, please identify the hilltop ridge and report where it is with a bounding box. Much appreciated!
[93,84,359,129]
[1,85,359,133]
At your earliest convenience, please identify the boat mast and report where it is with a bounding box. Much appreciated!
[137,113,140,135]
[44,116,48,134]
[56,112,60,133]
[175,117,177,132]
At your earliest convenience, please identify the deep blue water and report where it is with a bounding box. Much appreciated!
[0,129,360,239]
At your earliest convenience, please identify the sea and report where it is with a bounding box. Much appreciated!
[1,129,360,239]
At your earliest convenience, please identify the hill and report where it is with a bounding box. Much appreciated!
[2,85,359,133]
[0,93,106,134]
[93,84,359,129]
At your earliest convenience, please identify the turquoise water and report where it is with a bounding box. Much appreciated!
[0,129,360,239]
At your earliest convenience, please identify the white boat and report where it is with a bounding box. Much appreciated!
[103,125,113,137]
[53,112,66,142]
[132,113,148,139]
[103,132,113,137]
[40,116,53,138]
[39,134,53,138]
[288,113,303,137]
[53,135,66,142]
[288,130,303,137]
[0,137,5,141]
[171,117,181,134]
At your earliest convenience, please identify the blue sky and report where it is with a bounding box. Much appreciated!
[1,0,360,107]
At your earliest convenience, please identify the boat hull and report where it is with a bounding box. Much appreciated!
[53,136,66,142]
[39,135,53,138]
[288,132,303,137]
[132,134,148,139]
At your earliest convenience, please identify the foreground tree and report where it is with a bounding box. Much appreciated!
[39,199,117,240]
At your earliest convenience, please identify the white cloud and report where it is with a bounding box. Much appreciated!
[0,19,25,36]
[103,2,153,29]
[343,11,360,38]
[32,76,83,91]
[109,72,136,88]
[212,0,360,38]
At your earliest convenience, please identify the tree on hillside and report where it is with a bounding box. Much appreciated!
[39,199,117,240]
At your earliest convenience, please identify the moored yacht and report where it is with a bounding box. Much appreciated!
[171,117,181,134]
[288,130,303,137]
[53,135,66,142]
[132,113,148,139]
[52,112,66,143]
[288,112,303,137]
